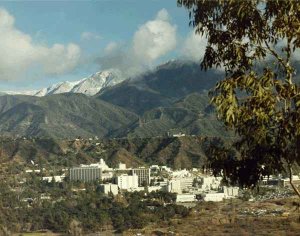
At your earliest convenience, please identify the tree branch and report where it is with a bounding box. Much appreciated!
[265,40,293,84]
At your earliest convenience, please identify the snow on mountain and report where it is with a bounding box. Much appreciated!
[71,70,123,96]
[32,69,123,97]
[34,80,82,97]
[4,90,39,96]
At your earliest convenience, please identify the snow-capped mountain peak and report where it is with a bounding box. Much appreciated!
[70,69,122,96]
[31,69,123,97]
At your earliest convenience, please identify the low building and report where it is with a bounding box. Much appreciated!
[223,186,239,198]
[281,175,300,188]
[100,184,119,195]
[118,162,126,170]
[203,193,225,202]
[80,158,111,171]
[171,169,191,178]
[150,165,160,172]
[101,171,113,181]
[160,166,171,172]
[69,166,102,182]
[200,176,222,190]
[148,186,164,192]
[42,175,65,183]
[176,194,196,202]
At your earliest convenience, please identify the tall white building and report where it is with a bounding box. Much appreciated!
[131,168,150,186]
[180,177,194,191]
[100,184,119,195]
[117,174,139,190]
[168,179,182,193]
[167,177,194,194]
[69,167,102,182]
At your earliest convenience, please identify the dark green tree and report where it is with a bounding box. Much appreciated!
[178,0,300,196]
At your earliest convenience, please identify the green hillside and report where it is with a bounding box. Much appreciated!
[130,93,228,138]
[0,94,138,138]
[0,136,211,171]
[97,60,222,115]
[0,61,229,139]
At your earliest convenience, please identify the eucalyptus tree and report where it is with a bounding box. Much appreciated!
[178,0,300,196]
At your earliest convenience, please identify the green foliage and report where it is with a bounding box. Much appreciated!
[0,177,188,234]
[179,0,300,190]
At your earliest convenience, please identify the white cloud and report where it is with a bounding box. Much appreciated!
[156,8,170,21]
[181,30,207,62]
[98,9,177,77]
[104,42,119,54]
[133,9,177,63]
[0,8,81,80]
[81,31,102,41]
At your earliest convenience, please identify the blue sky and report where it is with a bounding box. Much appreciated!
[0,0,206,91]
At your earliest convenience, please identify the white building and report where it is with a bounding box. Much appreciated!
[176,194,196,202]
[131,168,150,186]
[282,175,300,187]
[223,186,239,198]
[118,162,126,170]
[80,158,111,171]
[160,166,172,172]
[171,169,191,178]
[203,193,225,202]
[101,172,113,180]
[180,177,194,191]
[100,184,119,195]
[117,174,139,190]
[168,179,182,194]
[42,175,65,183]
[150,165,160,172]
[173,132,186,137]
[200,176,222,191]
[148,186,164,192]
[167,177,194,194]
[69,167,102,182]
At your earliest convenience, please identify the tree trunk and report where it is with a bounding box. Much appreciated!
[289,166,300,199]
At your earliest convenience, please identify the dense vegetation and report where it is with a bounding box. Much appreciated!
[179,0,300,196]
[0,177,188,234]
[0,136,221,173]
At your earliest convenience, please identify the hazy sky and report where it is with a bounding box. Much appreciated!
[0,0,206,91]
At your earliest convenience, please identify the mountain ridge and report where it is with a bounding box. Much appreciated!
[0,60,229,139]
[3,69,124,97]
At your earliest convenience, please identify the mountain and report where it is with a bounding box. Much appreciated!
[34,80,81,96]
[0,60,229,139]
[4,69,124,97]
[34,69,123,96]
[0,136,210,169]
[0,94,138,138]
[3,90,38,96]
[97,60,222,114]
[70,70,123,95]
[128,93,227,138]
[94,60,229,138]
